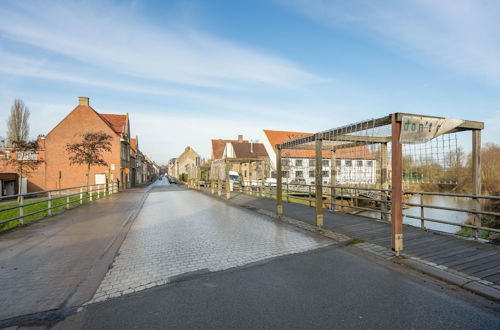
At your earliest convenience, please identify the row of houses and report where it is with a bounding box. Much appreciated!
[0,97,160,196]
[168,130,377,186]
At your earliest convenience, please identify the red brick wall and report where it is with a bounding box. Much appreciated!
[44,105,122,190]
[0,150,46,193]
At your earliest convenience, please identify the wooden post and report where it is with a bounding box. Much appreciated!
[197,167,201,191]
[66,194,70,209]
[89,186,93,202]
[380,143,388,221]
[315,136,324,227]
[276,145,283,217]
[19,195,24,225]
[48,192,52,216]
[472,129,482,239]
[260,160,265,197]
[210,168,215,194]
[217,167,222,197]
[330,148,337,211]
[79,188,83,204]
[391,114,403,255]
[225,160,231,200]
[249,161,253,195]
[420,193,425,229]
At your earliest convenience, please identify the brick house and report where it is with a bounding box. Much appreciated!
[43,97,131,190]
[0,136,46,196]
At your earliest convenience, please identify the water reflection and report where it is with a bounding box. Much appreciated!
[403,195,473,234]
[358,195,474,234]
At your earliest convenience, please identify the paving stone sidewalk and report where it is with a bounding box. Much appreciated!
[0,187,149,323]
[89,185,331,303]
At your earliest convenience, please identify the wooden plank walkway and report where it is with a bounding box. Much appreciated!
[226,192,500,287]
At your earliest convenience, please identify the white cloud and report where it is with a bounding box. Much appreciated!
[0,0,325,89]
[280,0,500,86]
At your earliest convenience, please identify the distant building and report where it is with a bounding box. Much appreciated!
[220,139,268,184]
[261,129,376,185]
[176,146,200,179]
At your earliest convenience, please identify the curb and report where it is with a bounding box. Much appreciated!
[397,257,500,302]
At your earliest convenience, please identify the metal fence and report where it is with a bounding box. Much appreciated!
[0,182,118,232]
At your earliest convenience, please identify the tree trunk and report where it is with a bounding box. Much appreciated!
[86,164,91,193]
[17,164,23,202]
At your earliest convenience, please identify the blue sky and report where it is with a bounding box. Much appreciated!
[1,0,499,162]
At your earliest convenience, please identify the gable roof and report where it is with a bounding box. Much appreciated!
[229,141,268,158]
[130,138,138,152]
[46,103,128,139]
[263,129,374,159]
[99,114,127,135]
[211,138,248,160]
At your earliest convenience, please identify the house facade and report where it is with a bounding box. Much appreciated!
[220,139,269,184]
[175,147,200,180]
[42,97,131,190]
[262,129,376,186]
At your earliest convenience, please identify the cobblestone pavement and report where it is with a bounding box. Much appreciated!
[89,182,331,303]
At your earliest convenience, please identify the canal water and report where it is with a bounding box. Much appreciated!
[359,195,474,234]
[403,195,474,234]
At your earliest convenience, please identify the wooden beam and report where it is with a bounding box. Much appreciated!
[380,143,388,221]
[330,148,336,211]
[472,130,482,239]
[225,160,231,200]
[391,114,403,255]
[315,138,323,227]
[276,145,283,217]
[395,112,484,130]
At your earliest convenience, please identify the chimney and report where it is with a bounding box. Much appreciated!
[78,96,89,106]
[250,140,253,153]
[237,134,243,142]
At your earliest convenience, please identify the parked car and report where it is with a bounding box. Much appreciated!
[168,176,177,184]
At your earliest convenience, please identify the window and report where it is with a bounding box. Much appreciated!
[322,171,329,177]
[121,142,130,161]
[336,160,341,167]
[271,171,276,178]
[282,171,288,178]
[345,160,352,167]
[366,160,373,167]
[295,159,303,166]
[16,151,37,160]
[309,159,315,167]
[322,160,329,167]
[244,170,247,177]
[357,160,363,167]
[282,159,291,166]
[295,170,304,178]
[309,170,315,178]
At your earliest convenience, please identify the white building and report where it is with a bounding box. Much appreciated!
[261,129,376,186]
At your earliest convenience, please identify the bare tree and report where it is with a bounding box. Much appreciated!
[65,132,113,191]
[7,140,44,199]
[481,143,500,195]
[7,99,30,146]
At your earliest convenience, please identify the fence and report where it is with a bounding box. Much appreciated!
[231,182,500,234]
[0,182,118,232]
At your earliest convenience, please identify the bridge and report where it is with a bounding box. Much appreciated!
[1,114,499,328]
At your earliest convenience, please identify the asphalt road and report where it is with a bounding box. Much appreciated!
[54,184,500,329]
